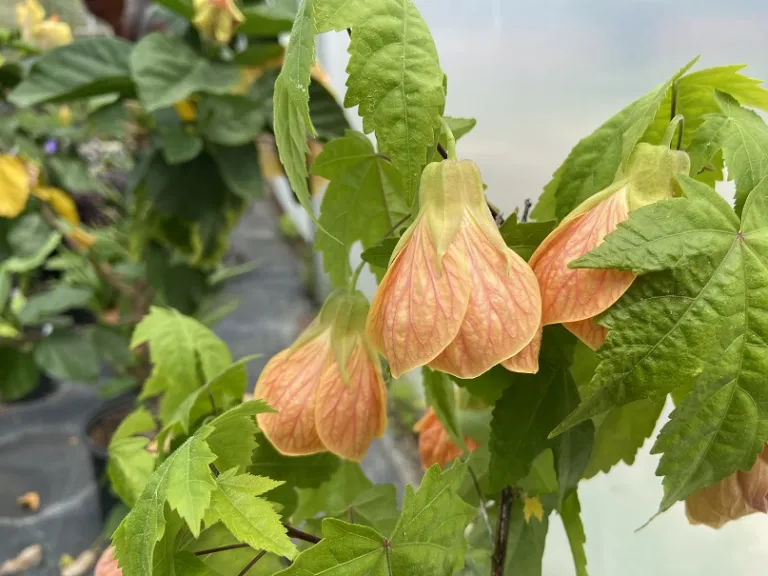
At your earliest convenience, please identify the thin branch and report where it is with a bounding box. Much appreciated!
[491,487,520,576]
[382,213,411,239]
[194,543,250,556]
[236,551,267,576]
[436,142,449,160]
[284,524,321,544]
[466,464,493,543]
[521,199,532,223]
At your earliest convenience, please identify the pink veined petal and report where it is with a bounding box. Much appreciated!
[413,409,479,470]
[254,337,332,456]
[366,217,471,378]
[531,189,634,326]
[564,318,608,351]
[428,217,542,379]
[314,346,387,461]
[502,326,543,374]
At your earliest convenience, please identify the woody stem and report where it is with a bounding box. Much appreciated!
[491,486,520,576]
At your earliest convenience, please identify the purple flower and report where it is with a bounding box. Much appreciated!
[44,139,58,154]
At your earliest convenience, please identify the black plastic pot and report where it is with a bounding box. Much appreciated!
[8,373,59,404]
[83,391,138,519]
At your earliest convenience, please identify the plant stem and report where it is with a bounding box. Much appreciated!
[284,524,321,544]
[350,260,366,291]
[521,199,532,223]
[194,543,250,556]
[382,213,411,239]
[440,117,457,160]
[236,550,266,576]
[491,486,520,576]
[466,463,493,543]
[661,114,685,149]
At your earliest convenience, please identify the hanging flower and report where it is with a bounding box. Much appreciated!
[686,445,768,528]
[15,0,45,44]
[0,155,31,218]
[16,0,72,50]
[366,160,541,379]
[193,0,245,45]
[529,142,690,350]
[94,547,121,576]
[413,408,479,469]
[255,289,387,461]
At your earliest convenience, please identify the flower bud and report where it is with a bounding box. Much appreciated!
[193,0,245,45]
[367,160,541,378]
[413,408,478,469]
[530,143,690,349]
[686,445,768,529]
[32,16,72,50]
[255,289,387,461]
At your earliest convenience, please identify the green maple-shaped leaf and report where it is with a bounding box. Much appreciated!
[206,468,297,559]
[277,462,475,576]
[132,307,232,423]
[313,131,408,286]
[314,0,446,203]
[112,430,216,576]
[558,175,768,510]
[206,400,275,473]
[293,461,372,523]
[535,58,696,221]
[559,491,588,576]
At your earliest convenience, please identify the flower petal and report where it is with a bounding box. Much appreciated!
[413,409,478,469]
[366,217,470,377]
[428,218,541,378]
[502,326,542,374]
[531,188,634,326]
[0,156,31,218]
[254,337,332,456]
[564,318,608,351]
[315,346,387,461]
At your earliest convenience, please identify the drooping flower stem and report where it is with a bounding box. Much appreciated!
[440,117,457,160]
[350,260,366,291]
[661,114,685,149]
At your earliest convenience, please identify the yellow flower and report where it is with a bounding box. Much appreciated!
[0,155,31,218]
[193,0,245,45]
[15,0,45,44]
[686,445,768,528]
[528,143,689,350]
[57,105,72,126]
[255,289,387,461]
[523,497,544,523]
[32,16,72,50]
[32,186,95,249]
[173,99,197,122]
[366,160,541,379]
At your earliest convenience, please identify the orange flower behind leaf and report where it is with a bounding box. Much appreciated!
[94,547,121,576]
[414,408,478,469]
[530,143,690,350]
[366,160,541,379]
[686,445,768,529]
[255,289,387,461]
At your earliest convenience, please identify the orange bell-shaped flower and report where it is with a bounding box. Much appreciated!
[686,445,768,529]
[94,547,121,576]
[366,160,541,379]
[255,289,387,461]
[413,408,479,469]
[530,142,690,350]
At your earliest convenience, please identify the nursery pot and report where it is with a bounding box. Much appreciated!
[83,391,138,520]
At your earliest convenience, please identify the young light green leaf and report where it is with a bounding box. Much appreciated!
[556,177,768,510]
[272,0,318,228]
[206,468,297,559]
[559,491,588,576]
[108,407,157,507]
[204,399,273,473]
[131,33,239,111]
[314,0,446,203]
[422,367,465,450]
[443,116,477,141]
[547,58,696,220]
[278,462,474,575]
[313,131,408,286]
[112,432,216,576]
[8,37,133,106]
[488,327,578,490]
[582,398,664,479]
[499,213,556,261]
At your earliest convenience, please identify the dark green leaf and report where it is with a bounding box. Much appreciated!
[198,94,265,146]
[131,33,239,111]
[233,43,284,66]
[4,214,60,273]
[250,436,340,489]
[35,328,100,383]
[240,0,296,36]
[9,37,134,106]
[499,213,556,261]
[160,126,203,165]
[454,365,513,405]
[209,143,264,200]
[308,79,349,142]
[17,285,93,325]
[360,237,398,270]
[423,366,464,449]
[559,491,588,576]
[0,349,40,402]
[505,499,549,576]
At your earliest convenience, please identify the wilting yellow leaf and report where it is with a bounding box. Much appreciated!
[0,156,31,218]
